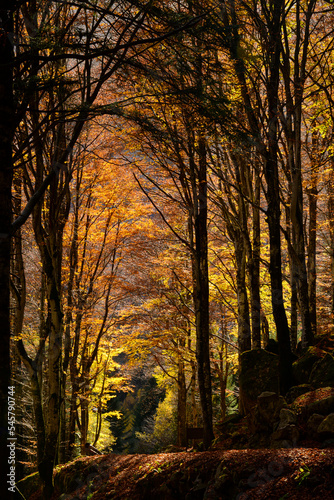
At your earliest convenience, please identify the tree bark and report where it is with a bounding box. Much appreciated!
[307,132,318,339]
[177,353,187,448]
[0,4,14,491]
[328,157,334,318]
[264,0,293,394]
[235,239,251,353]
[250,172,262,349]
[193,134,214,449]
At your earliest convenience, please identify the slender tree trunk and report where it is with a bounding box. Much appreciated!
[328,157,334,317]
[260,309,270,348]
[286,205,298,352]
[235,240,251,352]
[67,381,79,461]
[251,172,261,349]
[217,335,229,420]
[177,354,187,447]
[80,377,90,454]
[189,359,198,426]
[307,133,318,339]
[290,137,313,348]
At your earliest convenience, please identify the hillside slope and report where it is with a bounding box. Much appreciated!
[21,447,334,499]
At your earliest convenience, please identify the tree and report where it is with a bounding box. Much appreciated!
[0,4,15,491]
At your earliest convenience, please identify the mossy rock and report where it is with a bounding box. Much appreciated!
[239,349,279,414]
[307,413,325,438]
[54,455,105,495]
[16,471,41,499]
[292,387,334,419]
[285,384,313,404]
[317,413,334,437]
[309,353,334,388]
[252,392,286,434]
[292,347,327,385]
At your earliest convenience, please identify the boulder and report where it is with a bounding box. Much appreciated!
[309,353,334,388]
[307,413,325,438]
[292,347,327,385]
[252,392,285,434]
[278,408,297,428]
[239,349,279,415]
[271,408,299,447]
[285,384,313,404]
[292,387,334,419]
[16,472,41,499]
[271,424,299,447]
[317,413,334,438]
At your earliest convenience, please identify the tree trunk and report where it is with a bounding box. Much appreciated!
[217,334,229,421]
[193,135,214,449]
[80,377,90,455]
[0,5,14,491]
[250,173,262,349]
[67,380,79,461]
[11,174,26,481]
[264,0,293,394]
[39,272,63,499]
[177,354,187,447]
[189,359,198,426]
[307,133,318,339]
[328,157,334,317]
[286,206,298,352]
[235,239,252,353]
[290,145,313,348]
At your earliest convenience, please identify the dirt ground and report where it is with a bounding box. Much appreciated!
[39,445,334,500]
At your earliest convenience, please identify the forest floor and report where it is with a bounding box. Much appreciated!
[30,443,334,499]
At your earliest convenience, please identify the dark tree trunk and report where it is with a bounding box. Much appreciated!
[264,0,293,394]
[177,354,187,448]
[11,174,26,482]
[67,381,79,461]
[250,173,262,349]
[286,206,298,352]
[193,135,214,449]
[0,4,14,492]
[235,240,251,353]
